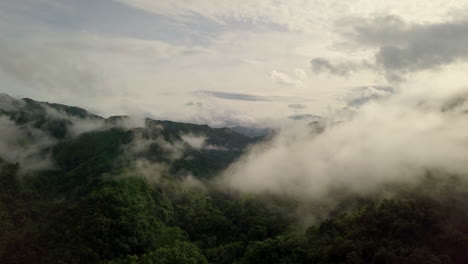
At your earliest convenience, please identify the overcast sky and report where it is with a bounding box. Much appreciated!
[2,0,468,126]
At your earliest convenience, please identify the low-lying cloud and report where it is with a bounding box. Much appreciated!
[0,116,55,171]
[180,133,207,150]
[181,133,227,151]
[344,85,395,107]
[219,84,468,204]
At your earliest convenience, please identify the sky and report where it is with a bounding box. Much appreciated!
[2,0,468,127]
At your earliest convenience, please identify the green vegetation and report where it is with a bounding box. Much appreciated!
[0,98,466,263]
[1,97,102,139]
[1,130,466,264]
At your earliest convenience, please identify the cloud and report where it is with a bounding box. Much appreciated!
[120,158,169,184]
[0,94,104,139]
[204,144,228,151]
[195,90,311,102]
[52,35,207,59]
[0,36,204,95]
[0,38,110,101]
[182,174,207,189]
[310,57,373,76]
[0,94,148,139]
[5,0,468,127]
[314,16,468,81]
[270,70,304,87]
[114,0,320,31]
[168,99,262,128]
[0,93,25,111]
[0,25,322,125]
[0,0,203,44]
[127,128,187,162]
[121,127,230,183]
[344,86,395,107]
[115,0,468,32]
[185,101,204,108]
[0,32,211,115]
[288,104,306,110]
[0,116,56,171]
[180,133,227,151]
[180,133,207,150]
[355,16,468,73]
[288,114,322,121]
[218,83,468,205]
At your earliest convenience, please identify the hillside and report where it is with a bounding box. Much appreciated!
[0,95,467,264]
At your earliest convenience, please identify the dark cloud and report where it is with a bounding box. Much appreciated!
[288,104,306,109]
[288,114,321,121]
[371,19,468,73]
[195,90,310,102]
[310,58,368,76]
[313,15,468,81]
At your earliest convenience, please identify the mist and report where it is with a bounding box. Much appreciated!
[0,116,55,171]
[218,84,468,203]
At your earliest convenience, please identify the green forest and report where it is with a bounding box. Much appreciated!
[0,97,467,264]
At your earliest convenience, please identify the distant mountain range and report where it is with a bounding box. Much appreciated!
[0,93,269,138]
[0,93,260,179]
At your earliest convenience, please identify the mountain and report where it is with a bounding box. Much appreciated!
[0,95,256,178]
[229,126,272,138]
[0,93,102,139]
[0,94,466,264]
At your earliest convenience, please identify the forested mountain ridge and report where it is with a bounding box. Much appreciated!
[0,94,467,264]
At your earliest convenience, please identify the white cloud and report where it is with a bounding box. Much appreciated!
[0,116,56,171]
[180,133,207,150]
[219,83,468,201]
[116,0,468,31]
[3,0,468,126]
[180,133,228,151]
[270,70,304,87]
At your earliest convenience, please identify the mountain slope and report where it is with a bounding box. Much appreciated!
[0,94,466,264]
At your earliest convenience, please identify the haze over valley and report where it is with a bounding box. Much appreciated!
[1,1,468,263]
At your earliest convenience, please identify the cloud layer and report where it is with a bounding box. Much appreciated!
[219,84,468,203]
